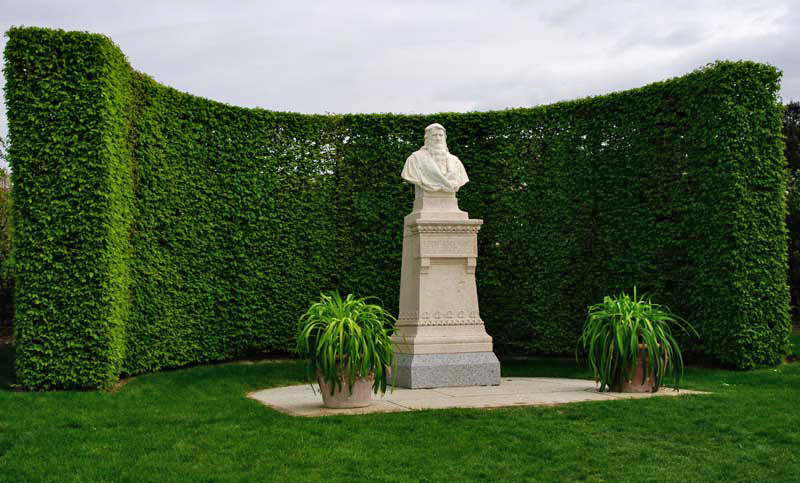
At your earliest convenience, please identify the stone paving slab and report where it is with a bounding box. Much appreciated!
[247,377,708,417]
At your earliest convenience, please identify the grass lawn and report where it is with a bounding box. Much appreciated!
[0,344,798,482]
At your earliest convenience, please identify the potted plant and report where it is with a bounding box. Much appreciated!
[578,288,696,393]
[295,291,397,408]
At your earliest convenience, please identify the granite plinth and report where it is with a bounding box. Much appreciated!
[394,351,500,388]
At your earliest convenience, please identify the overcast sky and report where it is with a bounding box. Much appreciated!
[1,0,799,171]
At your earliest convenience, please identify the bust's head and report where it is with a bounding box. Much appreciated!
[423,123,447,151]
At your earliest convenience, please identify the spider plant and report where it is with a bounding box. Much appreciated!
[578,288,696,392]
[296,291,397,396]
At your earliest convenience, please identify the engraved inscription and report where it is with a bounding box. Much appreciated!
[420,236,475,256]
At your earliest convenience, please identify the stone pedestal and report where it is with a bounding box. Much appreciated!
[392,187,500,388]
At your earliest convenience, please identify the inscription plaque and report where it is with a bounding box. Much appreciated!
[419,235,476,257]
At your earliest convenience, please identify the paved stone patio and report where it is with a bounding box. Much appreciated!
[247,377,707,417]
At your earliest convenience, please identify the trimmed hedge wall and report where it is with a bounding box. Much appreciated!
[0,168,11,335]
[785,102,800,323]
[5,28,134,388]
[4,27,790,389]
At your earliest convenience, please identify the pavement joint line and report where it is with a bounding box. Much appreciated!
[429,389,457,397]
[385,400,413,410]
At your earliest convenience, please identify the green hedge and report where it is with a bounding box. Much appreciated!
[4,27,790,389]
[0,167,11,334]
[785,102,800,324]
[4,27,134,388]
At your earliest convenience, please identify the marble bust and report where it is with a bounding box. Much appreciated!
[401,123,469,193]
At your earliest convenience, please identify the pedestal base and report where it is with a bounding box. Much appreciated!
[393,352,501,389]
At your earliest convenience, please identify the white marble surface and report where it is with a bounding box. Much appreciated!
[401,123,469,193]
[393,188,493,356]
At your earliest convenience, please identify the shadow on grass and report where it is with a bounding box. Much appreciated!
[0,343,15,390]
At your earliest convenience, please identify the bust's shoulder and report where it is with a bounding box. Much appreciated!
[408,147,429,160]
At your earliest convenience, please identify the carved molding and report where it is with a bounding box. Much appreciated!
[409,224,481,234]
[397,317,485,327]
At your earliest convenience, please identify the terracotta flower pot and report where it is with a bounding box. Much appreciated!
[316,370,374,408]
[621,344,657,393]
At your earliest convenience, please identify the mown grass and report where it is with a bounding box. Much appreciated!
[0,345,798,482]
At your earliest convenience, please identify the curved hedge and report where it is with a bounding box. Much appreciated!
[0,168,11,335]
[4,27,790,389]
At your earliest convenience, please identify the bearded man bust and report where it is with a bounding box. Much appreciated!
[401,123,469,193]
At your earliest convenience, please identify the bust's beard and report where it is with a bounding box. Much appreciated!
[427,145,449,166]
